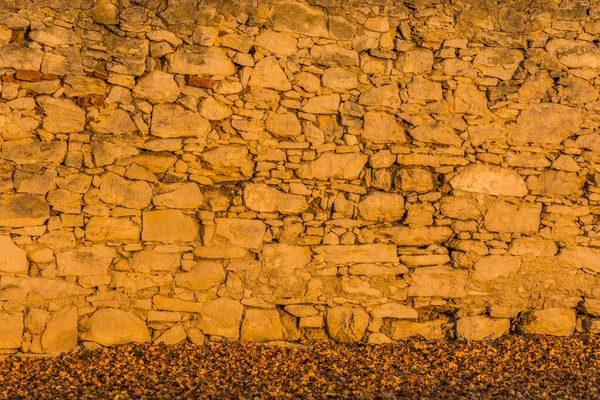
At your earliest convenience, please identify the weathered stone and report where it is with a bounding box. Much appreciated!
[41,48,83,76]
[268,1,329,37]
[56,245,114,276]
[377,226,453,246]
[83,308,150,346]
[527,171,585,197]
[473,48,523,80]
[155,325,187,345]
[314,244,398,263]
[311,45,359,66]
[409,122,462,147]
[509,238,558,256]
[151,104,211,139]
[390,319,447,340]
[131,250,181,273]
[90,108,137,135]
[513,104,581,144]
[200,97,232,121]
[297,153,367,180]
[133,71,180,104]
[255,30,297,57]
[439,197,481,220]
[30,26,81,47]
[399,254,451,267]
[456,316,510,340]
[363,112,407,143]
[99,173,152,209]
[241,309,285,342]
[142,210,198,243]
[202,145,255,178]
[244,183,308,214]
[266,112,301,138]
[85,217,140,242]
[197,298,243,339]
[397,49,433,74]
[359,85,400,108]
[212,218,266,249]
[522,308,576,336]
[408,266,468,298]
[0,44,43,70]
[451,165,528,197]
[322,67,358,91]
[546,39,600,69]
[0,235,28,274]
[249,57,291,91]
[558,247,600,273]
[0,312,23,349]
[168,48,235,75]
[0,276,91,303]
[1,141,67,165]
[153,183,203,209]
[407,77,443,101]
[349,264,408,275]
[153,296,203,313]
[113,272,172,292]
[473,256,521,281]
[454,84,490,116]
[397,168,434,193]
[263,244,312,270]
[0,113,39,141]
[0,194,50,227]
[41,307,78,353]
[37,96,86,133]
[326,306,369,343]
[301,94,340,114]
[358,192,405,222]
[14,169,55,195]
[484,202,541,234]
[175,261,226,291]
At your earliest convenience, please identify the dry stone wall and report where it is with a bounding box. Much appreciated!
[1,0,600,354]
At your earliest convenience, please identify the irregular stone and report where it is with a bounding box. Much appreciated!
[314,244,398,263]
[558,247,600,273]
[371,303,418,320]
[255,30,297,57]
[576,133,600,151]
[133,71,180,104]
[358,192,405,222]
[409,122,462,147]
[456,316,510,340]
[151,104,211,139]
[99,173,152,209]
[0,276,91,303]
[390,319,447,340]
[85,217,140,242]
[263,244,312,270]
[83,308,150,346]
[473,48,523,80]
[359,85,400,108]
[155,325,187,345]
[241,309,285,342]
[513,104,581,144]
[260,244,313,298]
[397,168,433,193]
[442,58,477,77]
[546,39,600,69]
[363,112,407,143]
[397,49,434,74]
[243,183,308,214]
[297,153,367,180]
[153,183,203,209]
[37,96,86,133]
[175,261,226,291]
[268,2,329,37]
[0,44,43,70]
[326,306,369,343]
[407,77,443,101]
[41,307,78,353]
[473,256,521,281]
[0,236,28,274]
[348,264,408,275]
[322,67,358,91]
[64,76,108,97]
[509,238,558,256]
[168,48,235,75]
[90,108,137,135]
[484,202,541,234]
[439,197,481,220]
[0,312,23,349]
[451,165,528,197]
[564,78,599,104]
[56,245,114,277]
[266,112,301,138]
[0,113,39,141]
[1,141,67,165]
[113,272,172,292]
[469,123,510,147]
[527,171,585,197]
[212,218,266,249]
[522,308,576,336]
[198,298,243,339]
[454,84,490,116]
[131,250,181,273]
[30,26,81,47]
[301,94,340,114]
[202,145,254,178]
[142,210,198,243]
[41,48,83,76]
[249,57,291,91]
[200,97,232,121]
[0,194,50,227]
[408,266,468,298]
[377,226,453,246]
[311,45,359,66]
[153,295,203,313]
[399,254,451,267]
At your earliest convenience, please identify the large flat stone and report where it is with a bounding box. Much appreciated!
[151,104,211,139]
[0,235,28,274]
[522,308,576,336]
[358,192,405,222]
[326,306,369,343]
[37,96,86,133]
[363,112,407,144]
[98,173,152,209]
[408,266,468,298]
[82,308,150,346]
[168,48,235,75]
[212,218,266,249]
[248,57,291,91]
[197,298,243,339]
[527,171,585,197]
[56,245,115,276]
[41,307,78,354]
[0,194,50,227]
[513,104,581,144]
[153,183,203,209]
[473,48,523,80]
[546,39,600,69]
[376,226,453,246]
[268,1,329,37]
[0,276,91,303]
[473,256,521,281]
[243,183,308,214]
[297,153,367,180]
[314,244,398,264]
[0,44,43,70]
[484,201,541,234]
[142,210,199,243]
[0,312,23,349]
[241,309,285,342]
[0,141,67,164]
[451,165,528,197]
[456,316,510,340]
[175,261,226,291]
[558,247,600,273]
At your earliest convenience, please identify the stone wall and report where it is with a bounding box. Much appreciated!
[1,0,600,354]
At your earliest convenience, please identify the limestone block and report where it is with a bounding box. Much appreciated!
[212,218,266,249]
[255,31,297,56]
[197,298,243,339]
[322,67,358,91]
[314,244,398,264]
[0,194,50,227]
[473,256,521,281]
[546,39,600,69]
[153,295,203,313]
[266,112,302,138]
[142,210,198,243]
[0,235,28,274]
[200,97,232,120]
[56,245,115,276]
[456,316,510,340]
[409,122,461,147]
[0,113,39,141]
[0,276,91,303]
[155,325,187,345]
[408,266,468,298]
[168,48,235,75]
[297,153,367,180]
[153,183,203,209]
[439,197,481,220]
[175,261,226,291]
[37,96,85,133]
[0,44,43,70]
[362,111,407,143]
[513,104,581,144]
[131,250,181,273]
[484,202,541,234]
[99,173,152,209]
[114,272,173,292]
[326,306,369,343]
[30,26,81,47]
[451,164,527,197]
[357,192,405,222]
[407,77,443,101]
[249,57,292,91]
[310,45,359,66]
[390,319,447,340]
[301,94,340,114]
[377,226,453,246]
[85,217,140,242]
[371,303,418,320]
[397,168,434,193]
[454,84,490,116]
[473,48,523,80]
[268,1,329,37]
[241,309,285,342]
[509,238,558,256]
[348,264,408,275]
[202,145,255,178]
[558,247,600,273]
[0,312,23,349]
[41,307,78,353]
[527,171,585,197]
[83,308,150,346]
[359,85,400,108]
[522,308,576,336]
[64,76,108,97]
[397,49,433,74]
[151,104,211,139]
[133,71,180,103]
[244,183,308,214]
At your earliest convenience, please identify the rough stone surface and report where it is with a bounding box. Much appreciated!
[0,235,28,274]
[457,316,511,341]
[83,309,151,346]
[241,309,285,342]
[522,309,576,336]
[451,165,528,197]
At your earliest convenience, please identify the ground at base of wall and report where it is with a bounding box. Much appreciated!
[1,335,599,400]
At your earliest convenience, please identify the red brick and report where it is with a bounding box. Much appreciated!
[15,70,43,82]
[187,75,216,89]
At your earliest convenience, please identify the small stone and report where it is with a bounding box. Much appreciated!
[241,309,285,342]
[83,308,150,346]
[456,316,510,340]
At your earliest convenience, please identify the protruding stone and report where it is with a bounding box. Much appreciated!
[83,308,151,346]
[37,96,86,133]
[197,298,243,339]
[297,153,367,180]
[41,307,78,353]
[358,192,405,222]
[521,308,576,336]
[142,210,198,243]
[244,183,308,214]
[451,165,528,197]
[0,194,50,227]
[473,48,523,80]
[326,306,369,343]
[241,309,285,342]
[456,316,510,340]
[266,112,301,138]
